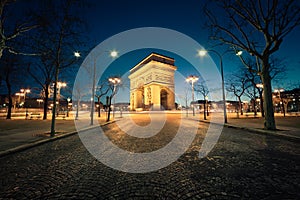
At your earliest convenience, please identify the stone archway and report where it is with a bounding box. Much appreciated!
[136,87,144,108]
[128,53,177,111]
[160,89,168,110]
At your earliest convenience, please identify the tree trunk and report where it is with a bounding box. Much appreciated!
[259,91,264,117]
[261,63,276,130]
[5,73,12,119]
[43,96,48,120]
[6,95,12,120]
[76,100,80,120]
[50,65,59,137]
[97,97,101,118]
[207,101,209,116]
[106,96,112,122]
[282,101,286,117]
[203,101,207,120]
[43,85,49,120]
[238,97,243,115]
[98,106,101,117]
[253,87,257,116]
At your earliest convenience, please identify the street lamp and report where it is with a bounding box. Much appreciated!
[37,99,43,108]
[205,96,209,117]
[74,51,81,58]
[256,83,264,116]
[20,89,31,100]
[186,75,199,116]
[55,82,66,114]
[110,51,118,57]
[256,83,263,88]
[235,50,243,56]
[109,77,121,119]
[274,88,285,117]
[198,49,228,123]
[90,50,118,125]
[56,82,67,99]
[16,89,30,119]
[67,97,71,117]
[15,93,22,107]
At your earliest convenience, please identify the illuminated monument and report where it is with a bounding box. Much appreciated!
[128,53,177,111]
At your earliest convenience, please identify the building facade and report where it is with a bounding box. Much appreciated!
[128,53,177,111]
[272,88,300,113]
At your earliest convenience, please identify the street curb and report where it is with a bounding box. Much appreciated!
[199,119,300,142]
[0,120,116,158]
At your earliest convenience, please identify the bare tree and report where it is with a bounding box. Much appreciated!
[27,58,53,120]
[106,79,121,122]
[195,81,209,120]
[0,0,38,119]
[95,82,109,118]
[177,87,191,117]
[246,75,262,116]
[242,57,287,117]
[183,88,190,117]
[72,83,89,120]
[0,0,38,58]
[26,1,85,136]
[0,53,25,119]
[226,72,249,117]
[204,0,300,130]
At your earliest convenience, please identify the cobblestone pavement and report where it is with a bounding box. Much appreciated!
[0,114,299,199]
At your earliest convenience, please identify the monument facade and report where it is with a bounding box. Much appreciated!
[128,53,177,111]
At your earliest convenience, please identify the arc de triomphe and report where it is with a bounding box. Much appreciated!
[128,53,177,111]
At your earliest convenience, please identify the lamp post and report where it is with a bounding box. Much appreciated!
[56,82,66,100]
[16,89,30,105]
[20,89,31,102]
[55,82,66,116]
[109,77,121,119]
[256,83,264,117]
[198,49,228,123]
[37,99,43,107]
[15,92,23,108]
[274,88,285,117]
[67,97,71,117]
[16,89,30,119]
[51,52,79,136]
[90,50,118,125]
[205,96,209,117]
[186,75,199,116]
[25,89,30,119]
[73,52,81,121]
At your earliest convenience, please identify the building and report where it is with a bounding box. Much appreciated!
[192,100,244,113]
[272,88,300,113]
[128,53,177,111]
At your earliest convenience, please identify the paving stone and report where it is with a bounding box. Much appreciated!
[0,116,299,199]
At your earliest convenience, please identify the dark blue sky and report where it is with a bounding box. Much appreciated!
[78,0,300,102]
[85,1,206,45]
[77,0,214,102]
[3,0,299,103]
[83,0,300,80]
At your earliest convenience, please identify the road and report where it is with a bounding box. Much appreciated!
[0,113,299,199]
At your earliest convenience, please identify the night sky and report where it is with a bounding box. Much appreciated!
[3,0,300,103]
[83,0,300,103]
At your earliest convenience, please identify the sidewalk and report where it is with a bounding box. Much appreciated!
[0,112,113,157]
[197,112,300,141]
